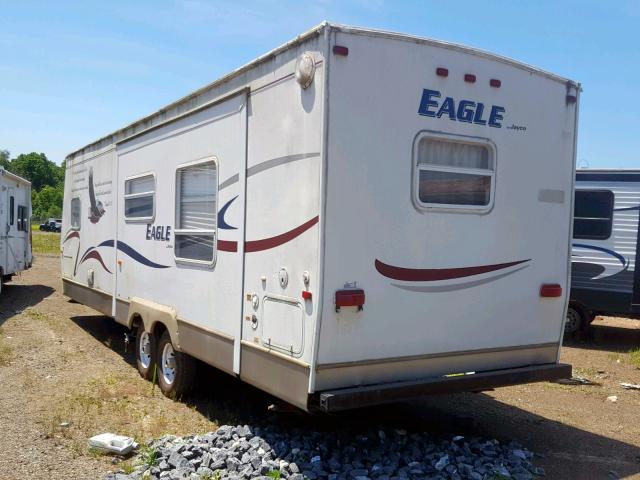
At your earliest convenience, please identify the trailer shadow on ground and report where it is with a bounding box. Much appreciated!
[564,319,640,353]
[70,313,640,480]
[0,282,55,327]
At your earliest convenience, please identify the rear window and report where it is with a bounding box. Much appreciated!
[573,190,614,240]
[414,134,495,211]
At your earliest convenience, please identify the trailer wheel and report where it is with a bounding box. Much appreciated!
[564,305,586,336]
[135,323,155,380]
[157,330,195,399]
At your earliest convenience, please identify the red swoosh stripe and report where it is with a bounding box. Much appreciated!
[63,231,79,243]
[80,250,112,274]
[375,258,530,282]
[217,216,320,253]
[218,240,238,252]
[245,216,319,253]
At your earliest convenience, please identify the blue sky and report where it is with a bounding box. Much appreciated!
[1,0,638,167]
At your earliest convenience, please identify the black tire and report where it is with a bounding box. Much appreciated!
[564,305,587,336]
[135,322,156,380]
[156,329,196,399]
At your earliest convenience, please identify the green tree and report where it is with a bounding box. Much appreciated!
[0,150,10,169]
[9,152,63,191]
[32,185,64,220]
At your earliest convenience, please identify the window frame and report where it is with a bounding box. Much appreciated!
[173,157,218,267]
[17,205,27,232]
[573,188,614,241]
[124,172,156,223]
[70,197,81,230]
[412,131,497,214]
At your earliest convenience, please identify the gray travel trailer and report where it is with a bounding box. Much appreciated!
[0,168,32,294]
[568,169,640,333]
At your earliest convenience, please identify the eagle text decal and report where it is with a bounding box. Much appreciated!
[418,89,505,128]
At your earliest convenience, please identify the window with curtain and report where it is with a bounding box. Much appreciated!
[124,174,155,221]
[175,160,217,264]
[573,190,613,240]
[415,136,495,209]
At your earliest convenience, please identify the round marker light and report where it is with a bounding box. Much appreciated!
[295,52,316,89]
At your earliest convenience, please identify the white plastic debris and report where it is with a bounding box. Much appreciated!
[620,382,640,390]
[606,395,618,403]
[88,433,136,455]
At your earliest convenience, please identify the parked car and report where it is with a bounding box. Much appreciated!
[39,218,62,232]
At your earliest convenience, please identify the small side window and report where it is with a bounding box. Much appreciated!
[17,205,27,231]
[124,174,155,221]
[9,196,14,225]
[573,190,613,240]
[71,197,81,229]
[174,160,217,265]
[414,133,495,211]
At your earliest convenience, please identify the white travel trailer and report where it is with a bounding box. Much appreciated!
[568,170,640,333]
[0,168,32,294]
[62,23,578,411]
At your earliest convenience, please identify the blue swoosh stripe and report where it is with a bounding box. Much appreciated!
[218,196,238,230]
[98,240,170,269]
[572,243,627,268]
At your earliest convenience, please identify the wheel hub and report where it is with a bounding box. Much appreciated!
[162,343,176,385]
[138,331,152,369]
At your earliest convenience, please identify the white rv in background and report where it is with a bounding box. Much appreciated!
[62,23,578,411]
[567,170,640,333]
[0,168,32,294]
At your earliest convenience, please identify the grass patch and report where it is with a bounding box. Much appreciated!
[0,327,13,366]
[138,445,159,468]
[574,366,598,378]
[32,230,60,254]
[628,347,640,369]
[41,372,217,457]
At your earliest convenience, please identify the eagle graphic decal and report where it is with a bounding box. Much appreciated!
[88,166,106,224]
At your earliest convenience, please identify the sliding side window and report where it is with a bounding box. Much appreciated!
[174,159,217,265]
[71,197,81,229]
[573,190,614,240]
[124,174,155,221]
[9,196,14,225]
[414,134,495,211]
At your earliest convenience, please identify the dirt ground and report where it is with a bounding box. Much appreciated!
[0,255,639,480]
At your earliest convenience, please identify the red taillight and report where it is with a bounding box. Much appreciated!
[335,289,365,312]
[333,45,349,56]
[540,284,562,298]
[490,78,501,88]
[464,73,476,83]
[436,67,449,77]
[566,94,577,104]
[302,290,312,300]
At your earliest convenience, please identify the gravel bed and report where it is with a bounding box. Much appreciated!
[106,425,544,480]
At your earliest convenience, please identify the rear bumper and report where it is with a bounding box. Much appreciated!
[317,362,571,412]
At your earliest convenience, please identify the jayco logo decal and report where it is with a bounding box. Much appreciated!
[418,89,506,128]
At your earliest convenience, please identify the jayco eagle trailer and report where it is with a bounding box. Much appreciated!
[568,170,640,333]
[0,168,32,294]
[62,23,578,411]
